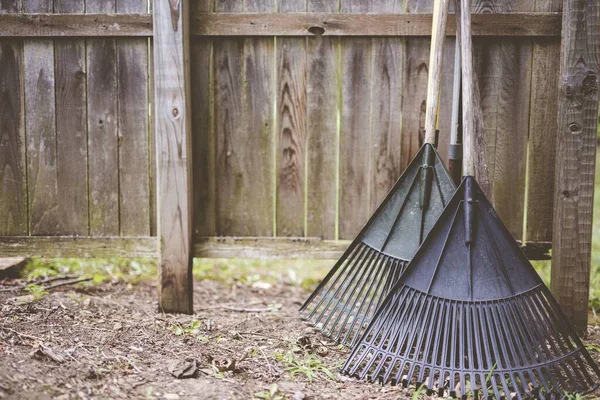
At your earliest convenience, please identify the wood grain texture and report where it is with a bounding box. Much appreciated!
[191,0,216,237]
[551,0,599,331]
[339,0,372,240]
[86,0,119,236]
[118,0,151,236]
[214,0,275,236]
[0,236,157,258]
[193,236,552,259]
[276,0,307,237]
[472,0,532,239]
[0,13,153,37]
[306,0,337,239]
[401,0,431,172]
[370,0,403,211]
[424,0,450,144]
[192,12,563,37]
[526,0,562,242]
[54,0,88,235]
[23,0,58,236]
[0,2,27,236]
[153,0,194,313]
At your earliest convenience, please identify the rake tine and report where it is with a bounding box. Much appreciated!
[303,242,365,321]
[333,253,386,342]
[317,246,374,333]
[300,241,361,313]
[341,256,394,344]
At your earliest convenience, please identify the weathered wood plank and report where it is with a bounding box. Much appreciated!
[86,0,119,236]
[118,0,151,236]
[54,0,88,235]
[191,0,216,237]
[193,236,552,260]
[153,0,194,313]
[0,236,157,258]
[23,0,58,236]
[214,0,275,236]
[276,0,307,236]
[525,0,562,243]
[401,1,430,172]
[339,0,372,240]
[551,0,599,331]
[0,2,27,236]
[370,0,403,211]
[0,14,153,37]
[192,12,562,37]
[305,0,337,239]
[472,0,532,239]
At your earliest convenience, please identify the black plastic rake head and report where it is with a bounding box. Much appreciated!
[299,144,456,347]
[341,177,600,399]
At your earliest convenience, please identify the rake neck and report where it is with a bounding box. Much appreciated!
[419,144,436,211]
[464,176,475,246]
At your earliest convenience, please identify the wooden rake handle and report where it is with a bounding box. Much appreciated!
[459,0,476,176]
[424,0,451,145]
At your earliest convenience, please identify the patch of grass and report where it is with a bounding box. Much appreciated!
[192,258,330,291]
[24,284,49,300]
[274,351,338,382]
[23,258,156,286]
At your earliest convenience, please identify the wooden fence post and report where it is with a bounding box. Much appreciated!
[153,0,194,313]
[551,0,599,331]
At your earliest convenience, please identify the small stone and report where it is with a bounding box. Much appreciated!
[163,394,180,400]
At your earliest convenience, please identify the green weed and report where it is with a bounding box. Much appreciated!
[24,284,49,300]
[170,320,209,342]
[254,384,284,400]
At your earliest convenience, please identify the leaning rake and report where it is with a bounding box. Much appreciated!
[341,1,600,397]
[299,0,456,348]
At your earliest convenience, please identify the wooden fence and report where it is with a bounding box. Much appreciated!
[0,0,598,328]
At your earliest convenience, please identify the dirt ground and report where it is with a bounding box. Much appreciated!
[1,260,600,400]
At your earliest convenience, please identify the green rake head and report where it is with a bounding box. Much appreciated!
[341,177,600,399]
[299,143,456,347]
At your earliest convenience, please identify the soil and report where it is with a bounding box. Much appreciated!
[1,262,600,400]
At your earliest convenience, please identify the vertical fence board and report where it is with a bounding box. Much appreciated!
[118,0,151,236]
[215,0,274,236]
[401,0,431,173]
[23,0,57,235]
[153,0,194,313]
[86,0,119,236]
[54,0,88,235]
[472,0,532,240]
[339,0,372,239]
[191,0,216,237]
[370,1,403,211]
[0,2,27,236]
[551,0,599,330]
[306,0,338,239]
[525,0,562,243]
[276,0,307,236]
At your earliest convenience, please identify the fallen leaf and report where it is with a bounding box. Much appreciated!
[33,344,65,363]
[213,358,236,372]
[168,358,201,379]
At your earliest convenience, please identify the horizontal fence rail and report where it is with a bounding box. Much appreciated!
[192,12,562,37]
[0,13,152,37]
[0,13,561,37]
